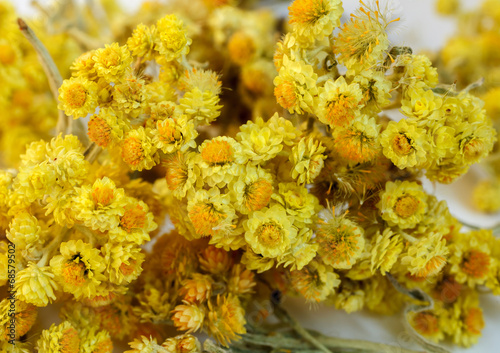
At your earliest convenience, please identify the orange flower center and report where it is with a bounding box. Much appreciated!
[88,116,112,147]
[92,186,114,206]
[325,95,356,127]
[434,276,461,304]
[244,179,273,212]
[394,195,419,218]
[201,140,234,165]
[412,312,439,336]
[9,304,37,340]
[61,260,87,287]
[257,222,283,247]
[464,139,484,163]
[60,327,81,353]
[158,120,182,144]
[462,250,490,278]
[66,83,87,108]
[189,202,226,236]
[289,0,327,24]
[392,134,413,155]
[275,80,297,109]
[93,338,113,353]
[120,204,147,232]
[120,260,136,277]
[465,308,484,335]
[121,137,144,166]
[228,31,256,66]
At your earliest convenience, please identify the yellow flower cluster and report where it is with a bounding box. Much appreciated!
[2,0,500,351]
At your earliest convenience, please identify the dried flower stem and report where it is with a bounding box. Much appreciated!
[18,18,68,135]
[37,227,71,267]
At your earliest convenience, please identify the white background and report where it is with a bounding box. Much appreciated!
[9,0,500,352]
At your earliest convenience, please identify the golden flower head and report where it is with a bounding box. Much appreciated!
[401,231,449,278]
[121,127,159,171]
[206,295,246,347]
[370,228,403,274]
[92,43,133,82]
[127,23,157,61]
[58,76,98,118]
[36,321,80,353]
[155,14,192,62]
[172,302,205,333]
[290,259,340,302]
[290,136,327,184]
[15,262,58,307]
[180,274,213,303]
[229,164,273,214]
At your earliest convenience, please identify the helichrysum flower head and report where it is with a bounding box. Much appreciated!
[240,248,275,273]
[227,264,256,296]
[198,136,246,187]
[237,114,297,164]
[353,69,392,114]
[172,302,205,333]
[87,108,129,148]
[288,0,343,46]
[127,23,157,61]
[401,86,443,121]
[228,30,257,65]
[378,180,428,229]
[290,136,326,184]
[155,14,192,62]
[244,204,297,258]
[380,118,429,169]
[455,121,496,165]
[448,230,495,287]
[408,309,445,342]
[289,259,340,302]
[58,76,98,118]
[121,127,159,171]
[315,76,364,128]
[6,212,41,252]
[180,274,213,303]
[274,55,318,114]
[50,239,106,300]
[15,262,58,307]
[1,299,38,341]
[92,43,132,82]
[315,208,365,269]
[198,245,233,275]
[334,1,397,73]
[179,87,222,126]
[151,115,197,154]
[73,177,127,232]
[187,188,236,238]
[101,242,145,285]
[229,164,273,214]
[180,68,222,96]
[112,75,149,119]
[370,228,403,274]
[206,294,246,347]
[36,321,80,353]
[396,54,439,89]
[272,182,320,227]
[333,114,381,163]
[109,200,157,245]
[125,336,166,353]
[79,327,114,353]
[401,231,449,278]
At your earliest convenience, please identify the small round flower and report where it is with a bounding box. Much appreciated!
[289,259,340,302]
[92,43,133,82]
[272,182,320,227]
[58,76,98,118]
[127,24,157,61]
[180,274,213,303]
[73,177,127,232]
[378,180,428,229]
[6,212,41,251]
[227,264,256,296]
[79,327,114,353]
[288,0,343,46]
[109,200,157,245]
[244,204,297,258]
[274,55,318,115]
[333,115,381,163]
[15,263,58,307]
[87,108,129,148]
[229,164,273,214]
[125,336,165,353]
[151,115,197,154]
[187,188,236,238]
[228,31,256,65]
[315,76,364,128]
[179,87,222,126]
[50,239,107,300]
[448,230,495,287]
[36,321,80,353]
[455,122,496,165]
[155,14,192,61]
[236,114,297,164]
[380,119,430,169]
[1,299,38,341]
[396,54,439,89]
[121,127,159,171]
[198,136,245,187]
[198,245,233,275]
[408,311,444,342]
[71,50,97,80]
[161,334,201,353]
[401,87,443,121]
[353,69,392,114]
[290,136,327,184]
[172,303,205,333]
[401,232,449,278]
[334,1,394,73]
[370,228,403,274]
[206,295,246,347]
[315,209,365,269]
[101,242,145,285]
[112,75,149,119]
